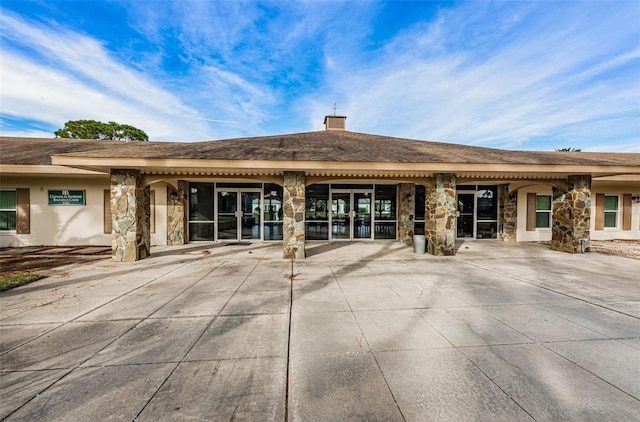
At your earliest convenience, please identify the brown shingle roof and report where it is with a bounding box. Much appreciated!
[1,132,639,167]
[0,137,132,165]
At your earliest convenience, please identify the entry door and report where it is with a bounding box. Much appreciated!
[331,191,373,240]
[240,191,261,240]
[456,193,475,238]
[353,192,372,239]
[217,190,261,241]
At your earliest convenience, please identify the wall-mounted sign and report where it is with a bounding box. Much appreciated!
[48,190,86,206]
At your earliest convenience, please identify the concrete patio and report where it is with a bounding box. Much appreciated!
[1,241,639,421]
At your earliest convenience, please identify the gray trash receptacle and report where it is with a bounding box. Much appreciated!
[414,235,426,254]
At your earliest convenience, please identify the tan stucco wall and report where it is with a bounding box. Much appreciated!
[0,176,110,247]
[516,182,640,242]
[516,185,553,242]
[150,182,167,246]
[0,176,167,248]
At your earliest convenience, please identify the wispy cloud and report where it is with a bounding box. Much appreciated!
[0,9,213,141]
[304,1,640,151]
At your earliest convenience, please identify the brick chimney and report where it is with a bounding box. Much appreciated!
[324,115,347,131]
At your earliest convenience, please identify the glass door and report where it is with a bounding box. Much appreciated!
[354,192,372,239]
[457,193,475,238]
[217,191,238,240]
[330,190,373,240]
[331,192,351,240]
[241,191,261,240]
[218,190,262,241]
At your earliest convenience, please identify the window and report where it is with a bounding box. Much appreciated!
[263,184,283,241]
[604,195,619,228]
[374,185,397,239]
[188,182,215,241]
[414,185,425,236]
[535,195,552,228]
[0,190,16,231]
[476,186,497,238]
[305,184,329,240]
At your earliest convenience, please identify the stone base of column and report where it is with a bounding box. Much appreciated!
[167,181,187,245]
[551,175,591,253]
[427,231,456,255]
[283,171,305,259]
[398,183,416,244]
[498,184,517,242]
[111,169,150,261]
[426,173,457,256]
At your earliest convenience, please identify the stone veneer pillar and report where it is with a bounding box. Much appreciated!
[110,169,150,261]
[551,175,591,253]
[398,183,416,244]
[426,173,457,255]
[283,171,305,259]
[167,181,187,245]
[498,184,517,242]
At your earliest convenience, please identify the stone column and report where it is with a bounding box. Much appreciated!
[426,173,457,255]
[111,169,150,261]
[498,184,517,242]
[167,181,187,245]
[398,183,416,244]
[283,171,305,259]
[551,175,591,253]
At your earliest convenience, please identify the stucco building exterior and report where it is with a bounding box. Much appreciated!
[1,115,639,260]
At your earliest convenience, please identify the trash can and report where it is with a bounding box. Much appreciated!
[413,235,426,254]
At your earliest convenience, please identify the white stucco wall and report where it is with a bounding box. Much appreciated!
[1,176,168,248]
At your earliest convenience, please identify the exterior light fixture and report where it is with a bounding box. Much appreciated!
[632,194,640,204]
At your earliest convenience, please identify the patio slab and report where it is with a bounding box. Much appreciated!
[1,241,639,421]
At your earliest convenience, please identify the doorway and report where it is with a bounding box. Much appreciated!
[457,193,475,238]
[217,190,262,241]
[456,186,499,239]
[330,190,373,240]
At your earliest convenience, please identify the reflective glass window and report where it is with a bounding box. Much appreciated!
[374,185,396,220]
[0,190,17,231]
[604,195,619,228]
[264,184,283,241]
[415,185,425,220]
[189,183,214,222]
[476,186,497,220]
[535,195,552,228]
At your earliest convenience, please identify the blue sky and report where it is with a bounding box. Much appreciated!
[1,1,639,151]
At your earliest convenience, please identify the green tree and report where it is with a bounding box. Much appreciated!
[555,147,581,152]
[55,120,149,141]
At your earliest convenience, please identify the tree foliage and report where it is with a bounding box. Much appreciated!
[55,120,149,141]
[554,147,581,152]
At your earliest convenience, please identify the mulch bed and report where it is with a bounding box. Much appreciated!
[0,247,110,276]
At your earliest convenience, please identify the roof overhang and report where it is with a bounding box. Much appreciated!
[49,155,640,180]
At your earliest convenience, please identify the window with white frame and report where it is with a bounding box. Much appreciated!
[604,195,619,228]
[0,190,17,231]
[536,195,552,228]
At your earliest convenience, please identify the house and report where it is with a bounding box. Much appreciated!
[1,115,639,260]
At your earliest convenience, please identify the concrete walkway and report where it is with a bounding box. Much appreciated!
[1,241,639,421]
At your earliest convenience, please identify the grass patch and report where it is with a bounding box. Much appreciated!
[0,273,44,291]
